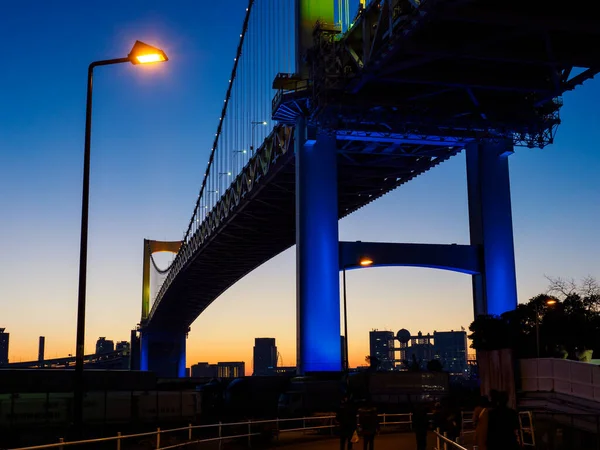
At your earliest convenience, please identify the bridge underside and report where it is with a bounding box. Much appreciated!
[145,0,600,342]
[145,137,458,332]
[310,0,600,148]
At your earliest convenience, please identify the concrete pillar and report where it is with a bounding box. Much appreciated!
[140,329,187,378]
[466,140,518,317]
[295,119,341,374]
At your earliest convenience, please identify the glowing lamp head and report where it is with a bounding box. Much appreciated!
[128,40,168,65]
[359,258,373,266]
[546,298,557,306]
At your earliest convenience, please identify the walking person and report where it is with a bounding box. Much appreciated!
[473,396,490,450]
[337,396,358,450]
[486,390,521,450]
[358,403,379,450]
[411,404,429,450]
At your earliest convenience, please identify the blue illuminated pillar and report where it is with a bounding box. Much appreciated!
[296,118,341,374]
[466,140,518,317]
[140,329,187,378]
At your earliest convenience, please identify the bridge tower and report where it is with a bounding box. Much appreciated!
[295,0,341,374]
[466,141,518,317]
[138,239,186,378]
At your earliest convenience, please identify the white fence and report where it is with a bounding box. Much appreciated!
[520,358,600,402]
[8,413,415,450]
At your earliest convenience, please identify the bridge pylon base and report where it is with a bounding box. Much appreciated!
[140,329,187,378]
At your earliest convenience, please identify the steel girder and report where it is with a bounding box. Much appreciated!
[309,0,600,148]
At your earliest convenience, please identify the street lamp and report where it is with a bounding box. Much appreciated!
[74,40,168,430]
[535,297,557,358]
[233,149,247,172]
[250,120,267,155]
[342,257,373,371]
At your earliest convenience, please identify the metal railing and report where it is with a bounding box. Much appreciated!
[434,429,468,450]
[8,413,416,450]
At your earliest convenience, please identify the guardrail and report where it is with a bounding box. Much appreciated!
[433,429,468,450]
[8,413,416,450]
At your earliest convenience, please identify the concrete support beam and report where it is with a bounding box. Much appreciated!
[339,241,482,274]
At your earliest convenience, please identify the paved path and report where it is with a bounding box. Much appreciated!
[269,431,443,450]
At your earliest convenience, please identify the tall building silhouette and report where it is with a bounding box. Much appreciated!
[369,330,395,370]
[253,338,277,375]
[38,336,45,364]
[0,329,8,366]
[96,337,114,354]
[433,330,468,375]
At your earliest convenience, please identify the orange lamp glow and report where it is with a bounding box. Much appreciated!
[546,298,557,306]
[128,40,168,65]
[359,258,373,266]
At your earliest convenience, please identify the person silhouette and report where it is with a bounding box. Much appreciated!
[411,404,429,450]
[358,402,379,450]
[337,396,357,450]
[486,391,520,450]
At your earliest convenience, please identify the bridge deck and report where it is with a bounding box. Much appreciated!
[146,133,458,332]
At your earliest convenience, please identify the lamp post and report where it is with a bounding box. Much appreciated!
[233,149,247,173]
[535,297,557,358]
[250,120,267,155]
[74,40,168,431]
[342,257,373,371]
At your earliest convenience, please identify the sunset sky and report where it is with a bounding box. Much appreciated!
[1,1,599,374]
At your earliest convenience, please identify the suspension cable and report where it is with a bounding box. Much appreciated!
[182,0,255,244]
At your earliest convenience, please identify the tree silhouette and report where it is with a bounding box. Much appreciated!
[427,359,443,372]
[365,355,380,371]
[408,354,421,372]
[469,276,600,359]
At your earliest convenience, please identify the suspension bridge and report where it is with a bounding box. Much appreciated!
[136,0,600,377]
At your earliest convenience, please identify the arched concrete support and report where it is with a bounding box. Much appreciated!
[296,118,341,374]
[339,241,482,274]
[140,329,187,378]
[466,140,518,317]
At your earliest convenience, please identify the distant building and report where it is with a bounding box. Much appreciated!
[405,331,435,370]
[369,330,395,370]
[0,329,8,366]
[38,336,45,364]
[96,337,114,354]
[115,341,130,353]
[253,338,277,375]
[191,362,218,378]
[433,330,468,376]
[217,362,245,378]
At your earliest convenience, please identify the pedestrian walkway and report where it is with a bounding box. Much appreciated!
[271,431,440,450]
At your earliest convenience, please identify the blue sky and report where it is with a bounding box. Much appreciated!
[1,1,598,369]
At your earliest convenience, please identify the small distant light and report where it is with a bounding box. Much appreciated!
[359,258,373,266]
